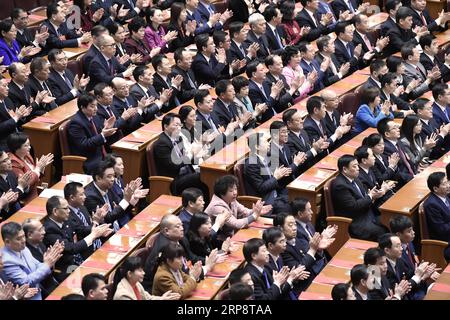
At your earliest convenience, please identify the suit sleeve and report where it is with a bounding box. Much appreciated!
[244,163,280,195]
[331,181,373,218]
[2,255,51,287]
[67,120,105,150]
[424,201,450,240]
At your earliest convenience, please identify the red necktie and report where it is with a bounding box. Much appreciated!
[363,35,373,51]
[420,12,427,26]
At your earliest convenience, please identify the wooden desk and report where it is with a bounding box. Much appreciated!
[367,13,389,30]
[424,264,450,300]
[46,195,182,300]
[300,238,376,300]
[435,29,450,48]
[64,44,90,61]
[27,9,46,27]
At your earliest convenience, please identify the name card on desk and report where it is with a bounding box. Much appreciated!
[39,188,65,199]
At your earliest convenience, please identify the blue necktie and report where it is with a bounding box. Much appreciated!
[63,72,73,89]
[351,180,364,197]
[103,193,120,231]
[75,209,102,249]
[274,28,284,49]
[347,0,355,13]
[346,43,352,57]
[262,270,271,289]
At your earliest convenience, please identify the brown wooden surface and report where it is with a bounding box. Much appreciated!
[424,264,450,300]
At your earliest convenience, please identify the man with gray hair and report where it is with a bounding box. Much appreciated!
[245,13,271,60]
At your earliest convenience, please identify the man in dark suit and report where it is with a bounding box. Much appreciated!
[47,49,88,106]
[353,14,389,64]
[228,22,258,64]
[265,55,300,108]
[380,0,401,37]
[87,34,135,92]
[26,57,58,116]
[41,3,91,54]
[361,59,388,91]
[377,118,415,185]
[334,21,363,74]
[179,188,205,234]
[321,89,353,145]
[245,13,272,60]
[170,48,208,104]
[330,154,389,241]
[129,65,169,122]
[67,94,117,174]
[153,113,209,197]
[152,54,182,112]
[0,150,31,220]
[414,98,450,159]
[263,227,312,298]
[431,83,450,128]
[331,0,365,18]
[112,0,148,21]
[243,238,293,300]
[81,25,109,75]
[385,7,428,56]
[192,34,227,87]
[247,60,284,123]
[304,96,350,154]
[283,109,329,174]
[419,34,445,73]
[315,36,351,86]
[195,0,230,32]
[11,8,48,49]
[0,80,32,151]
[43,195,111,282]
[380,72,414,118]
[409,0,450,31]
[424,172,450,261]
[263,5,286,55]
[299,42,326,93]
[350,264,382,300]
[296,0,334,42]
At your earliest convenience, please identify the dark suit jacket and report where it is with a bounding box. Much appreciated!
[334,38,360,73]
[87,54,126,91]
[68,206,96,258]
[0,98,21,151]
[419,118,448,159]
[244,30,271,60]
[212,98,239,128]
[265,24,286,55]
[372,154,398,184]
[111,95,143,135]
[330,173,387,241]
[382,139,414,185]
[264,73,293,110]
[424,193,450,243]
[26,242,47,263]
[129,83,161,122]
[314,53,342,86]
[295,9,330,42]
[300,59,325,92]
[379,89,411,115]
[15,28,36,48]
[410,8,442,32]
[385,24,418,56]
[47,68,77,106]
[152,73,179,112]
[7,81,41,121]
[286,130,317,173]
[81,45,101,75]
[67,110,106,173]
[26,75,58,115]
[331,0,359,17]
[192,52,227,86]
[432,102,450,127]
[248,79,278,123]
[95,103,125,150]
[169,66,198,103]
[420,53,444,75]
[0,171,25,219]
[281,240,317,275]
[303,115,335,153]
[112,0,142,21]
[380,17,397,37]
[41,19,79,54]
[244,263,290,300]
[269,142,300,189]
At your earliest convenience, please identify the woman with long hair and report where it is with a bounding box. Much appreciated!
[112,256,180,300]
[279,0,309,46]
[167,2,196,52]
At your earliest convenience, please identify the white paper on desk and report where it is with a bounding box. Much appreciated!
[65,174,93,185]
[39,188,64,199]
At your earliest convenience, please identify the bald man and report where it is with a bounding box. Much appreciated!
[87,35,136,91]
[321,90,353,145]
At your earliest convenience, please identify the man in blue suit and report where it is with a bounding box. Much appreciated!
[424,172,450,261]
[334,21,363,75]
[87,35,135,92]
[67,94,117,174]
[196,0,232,33]
[0,222,63,300]
[185,0,220,35]
[432,83,450,128]
[299,42,326,93]
[179,188,205,234]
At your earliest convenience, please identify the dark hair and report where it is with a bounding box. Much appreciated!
[111,256,143,297]
[178,105,195,125]
[213,30,227,47]
[92,160,114,182]
[159,242,186,265]
[93,82,110,98]
[354,145,370,163]
[386,56,403,73]
[334,21,351,37]
[46,195,62,216]
[400,114,420,150]
[151,54,166,71]
[280,0,295,21]
[82,273,106,297]
[297,41,311,54]
[181,187,203,208]
[432,83,448,101]
[401,44,416,61]
[61,293,86,300]
[48,48,64,63]
[281,46,299,66]
[229,22,245,39]
[262,227,284,247]
[6,132,28,154]
[91,25,108,38]
[186,212,211,252]
[161,113,181,131]
[380,72,398,88]
[1,222,22,242]
[363,247,385,265]
[232,76,249,93]
[174,48,188,65]
[269,120,287,135]
[247,132,266,154]
[63,181,83,200]
[419,34,434,50]
[265,55,277,67]
[378,233,396,251]
[169,2,186,26]
[446,162,450,180]
[214,175,238,198]
[195,33,210,52]
[104,153,121,170]
[362,133,383,148]
[396,6,413,24]
[263,5,279,22]
[106,22,121,36]
[385,0,401,12]
[215,80,232,97]
[350,264,369,287]
[133,65,147,83]
[360,86,380,105]
[229,283,253,300]
[331,283,351,300]
[145,7,161,26]
[11,7,26,21]
[243,238,265,263]
[290,197,309,216]
[412,97,430,113]
[316,35,331,52]
[337,155,357,172]
[194,89,210,106]
[376,117,393,137]
[370,59,386,76]
[282,109,298,124]
[389,215,413,234]
[427,171,446,193]
[273,212,293,228]
[77,93,96,110]
[229,268,249,285]
[30,57,48,75]
[246,60,260,78]
[46,2,60,19]
[306,96,324,115]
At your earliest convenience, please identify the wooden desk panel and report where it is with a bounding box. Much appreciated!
[425,264,450,300]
